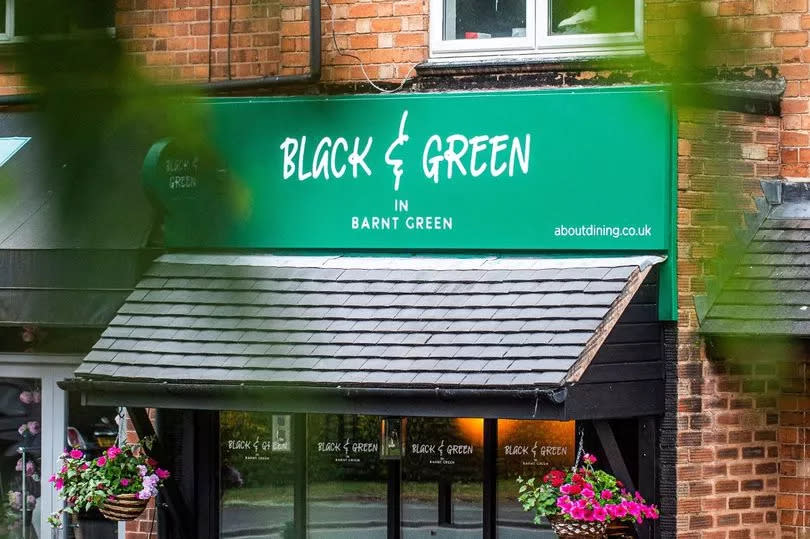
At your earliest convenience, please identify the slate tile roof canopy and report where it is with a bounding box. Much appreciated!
[702,181,810,336]
[74,254,664,389]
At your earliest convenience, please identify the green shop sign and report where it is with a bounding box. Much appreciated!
[143,86,676,317]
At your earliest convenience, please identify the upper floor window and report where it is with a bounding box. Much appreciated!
[1,0,115,41]
[429,0,643,60]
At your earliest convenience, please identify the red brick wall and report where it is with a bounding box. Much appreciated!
[778,360,810,538]
[677,108,784,539]
[116,0,282,82]
[123,410,158,539]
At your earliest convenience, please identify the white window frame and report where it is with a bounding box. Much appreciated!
[429,0,644,60]
[0,0,115,42]
[1,0,13,40]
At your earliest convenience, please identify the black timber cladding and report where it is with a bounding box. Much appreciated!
[702,181,810,336]
[582,267,662,385]
[75,254,664,388]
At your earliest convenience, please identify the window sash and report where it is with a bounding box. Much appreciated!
[430,0,644,58]
[1,0,13,40]
[0,0,115,41]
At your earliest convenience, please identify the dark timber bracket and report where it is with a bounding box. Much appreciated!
[126,407,195,539]
[593,420,650,539]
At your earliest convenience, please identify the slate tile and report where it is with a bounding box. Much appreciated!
[435,372,465,385]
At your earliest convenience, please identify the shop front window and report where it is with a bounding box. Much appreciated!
[497,419,575,537]
[65,394,119,538]
[220,411,296,539]
[402,417,483,537]
[307,414,388,538]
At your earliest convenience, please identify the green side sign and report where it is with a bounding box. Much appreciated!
[143,86,676,316]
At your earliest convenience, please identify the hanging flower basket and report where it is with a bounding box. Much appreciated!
[99,493,149,521]
[516,452,659,537]
[47,438,170,528]
[548,515,607,538]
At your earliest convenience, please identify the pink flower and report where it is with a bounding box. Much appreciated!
[80,463,89,471]
[556,495,573,512]
[96,456,107,467]
[32,391,40,404]
[27,421,40,435]
[612,504,628,518]
[18,391,33,404]
[583,453,597,464]
[571,507,586,520]
[17,424,26,435]
[643,506,660,519]
[25,461,35,476]
[55,478,64,491]
[108,495,116,501]
[69,449,83,459]
[560,483,582,495]
[120,478,130,486]
[15,459,22,471]
[107,446,122,460]
[48,475,56,483]
[601,489,613,500]
[593,506,608,521]
[582,487,595,498]
[155,468,170,480]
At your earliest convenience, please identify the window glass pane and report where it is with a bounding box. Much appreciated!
[14,0,70,36]
[443,0,527,40]
[307,414,387,538]
[497,420,575,538]
[66,393,119,537]
[0,378,40,539]
[550,0,635,35]
[0,0,6,34]
[220,411,295,539]
[73,0,115,29]
[402,417,483,538]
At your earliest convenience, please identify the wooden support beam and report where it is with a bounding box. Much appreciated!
[482,418,497,539]
[387,460,401,539]
[127,407,194,539]
[293,414,307,539]
[638,416,658,539]
[593,420,644,538]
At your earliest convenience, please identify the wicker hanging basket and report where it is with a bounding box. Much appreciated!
[99,493,148,521]
[548,515,608,539]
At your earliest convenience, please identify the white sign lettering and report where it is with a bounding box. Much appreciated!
[278,110,531,191]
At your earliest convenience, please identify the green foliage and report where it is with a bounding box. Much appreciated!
[47,440,169,528]
[516,454,659,525]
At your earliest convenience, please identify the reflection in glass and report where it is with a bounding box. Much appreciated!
[402,417,483,538]
[66,393,119,538]
[220,411,295,539]
[443,0,527,40]
[307,414,387,538]
[550,0,635,35]
[497,420,575,538]
[0,379,40,539]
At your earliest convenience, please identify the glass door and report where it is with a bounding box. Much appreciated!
[0,378,41,539]
[402,417,484,538]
